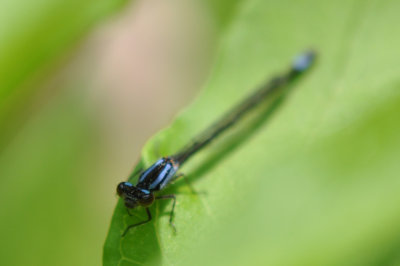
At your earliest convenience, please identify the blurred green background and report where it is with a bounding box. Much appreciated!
[0,0,221,265]
[2,0,400,266]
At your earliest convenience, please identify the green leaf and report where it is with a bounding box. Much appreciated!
[104,0,400,265]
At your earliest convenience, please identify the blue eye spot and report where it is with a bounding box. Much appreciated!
[139,188,150,194]
[124,182,133,187]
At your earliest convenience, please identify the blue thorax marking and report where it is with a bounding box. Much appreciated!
[137,158,164,184]
[136,158,178,191]
[149,163,172,190]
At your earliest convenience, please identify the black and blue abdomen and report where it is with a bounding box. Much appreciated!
[136,157,179,191]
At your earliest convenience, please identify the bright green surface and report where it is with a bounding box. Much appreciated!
[104,0,400,265]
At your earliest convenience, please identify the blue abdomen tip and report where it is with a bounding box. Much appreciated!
[292,50,316,72]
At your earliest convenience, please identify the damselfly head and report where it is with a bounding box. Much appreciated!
[116,182,131,195]
[117,182,155,208]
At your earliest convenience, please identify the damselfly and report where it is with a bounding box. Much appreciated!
[117,51,316,236]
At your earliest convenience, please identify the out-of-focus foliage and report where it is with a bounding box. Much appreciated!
[2,0,400,265]
[0,0,128,148]
[0,0,221,266]
[0,0,128,265]
[105,0,400,265]
[203,0,242,30]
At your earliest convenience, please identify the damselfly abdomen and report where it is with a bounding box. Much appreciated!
[117,50,316,236]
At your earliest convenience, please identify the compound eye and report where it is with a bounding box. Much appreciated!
[124,198,138,209]
[138,191,155,207]
[116,182,133,196]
